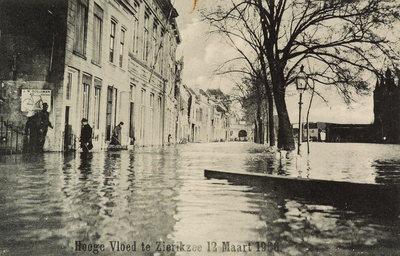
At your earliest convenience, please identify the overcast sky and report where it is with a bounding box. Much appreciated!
[172,0,375,124]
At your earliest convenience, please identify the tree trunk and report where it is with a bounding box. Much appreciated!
[273,81,295,151]
[261,72,275,147]
[260,56,275,147]
[254,120,259,143]
[259,118,264,144]
[254,102,264,144]
[266,87,275,146]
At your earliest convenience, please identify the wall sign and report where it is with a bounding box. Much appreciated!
[21,89,52,112]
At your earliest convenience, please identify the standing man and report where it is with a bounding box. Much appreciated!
[111,122,124,145]
[37,102,53,150]
[80,118,92,153]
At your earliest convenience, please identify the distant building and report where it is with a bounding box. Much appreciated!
[294,69,400,144]
[325,124,374,143]
[207,88,230,142]
[373,69,400,143]
[229,119,254,141]
[176,84,191,143]
[302,122,320,142]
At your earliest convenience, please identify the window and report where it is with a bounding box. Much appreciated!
[74,0,88,56]
[150,93,154,108]
[149,93,154,144]
[106,86,113,140]
[170,40,175,62]
[94,78,102,129]
[82,74,92,120]
[113,88,118,128]
[92,4,103,64]
[109,20,117,63]
[130,84,134,101]
[140,89,146,140]
[66,72,72,100]
[158,96,162,142]
[105,87,119,141]
[196,108,202,122]
[157,96,162,111]
[141,88,146,104]
[129,84,135,139]
[119,28,126,67]
[143,12,150,61]
[159,29,165,75]
[132,1,139,55]
[132,17,139,55]
[152,22,158,70]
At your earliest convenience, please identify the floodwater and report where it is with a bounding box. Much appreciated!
[0,142,399,256]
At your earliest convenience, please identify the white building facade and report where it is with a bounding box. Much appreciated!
[62,0,180,150]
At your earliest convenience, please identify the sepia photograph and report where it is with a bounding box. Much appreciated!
[0,0,400,255]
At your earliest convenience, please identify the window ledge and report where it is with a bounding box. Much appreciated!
[91,60,102,68]
[73,50,87,60]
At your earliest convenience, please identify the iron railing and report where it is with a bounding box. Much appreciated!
[0,116,25,155]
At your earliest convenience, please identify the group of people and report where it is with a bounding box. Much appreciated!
[25,106,124,153]
[25,103,53,152]
[80,120,124,153]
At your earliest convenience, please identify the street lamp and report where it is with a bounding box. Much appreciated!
[296,65,308,155]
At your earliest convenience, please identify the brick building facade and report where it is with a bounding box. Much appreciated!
[0,0,181,151]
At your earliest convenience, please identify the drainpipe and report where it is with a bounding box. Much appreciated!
[49,34,55,75]
[162,79,166,145]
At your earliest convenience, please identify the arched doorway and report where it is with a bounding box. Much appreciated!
[238,130,247,141]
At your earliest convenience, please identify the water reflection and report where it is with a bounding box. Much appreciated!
[373,159,400,185]
[0,142,399,255]
[55,148,182,254]
[245,142,400,185]
[0,152,66,255]
[246,186,400,255]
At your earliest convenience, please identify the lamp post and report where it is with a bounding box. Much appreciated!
[296,65,307,155]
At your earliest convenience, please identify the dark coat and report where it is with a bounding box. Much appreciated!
[37,110,52,135]
[25,114,41,151]
[81,124,92,143]
[80,124,92,152]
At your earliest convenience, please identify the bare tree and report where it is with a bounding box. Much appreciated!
[202,1,276,146]
[203,0,400,150]
[236,71,268,144]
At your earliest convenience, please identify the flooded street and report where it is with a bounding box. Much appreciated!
[0,142,400,255]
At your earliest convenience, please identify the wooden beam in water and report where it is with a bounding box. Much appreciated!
[204,169,400,217]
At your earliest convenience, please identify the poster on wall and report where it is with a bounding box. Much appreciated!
[21,89,52,112]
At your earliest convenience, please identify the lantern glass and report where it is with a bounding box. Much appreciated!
[296,69,307,92]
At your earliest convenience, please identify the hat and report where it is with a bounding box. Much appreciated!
[81,118,88,122]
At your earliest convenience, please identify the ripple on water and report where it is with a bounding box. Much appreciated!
[0,142,399,255]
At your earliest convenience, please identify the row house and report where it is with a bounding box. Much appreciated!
[193,88,210,142]
[175,86,230,143]
[207,89,230,142]
[0,0,181,151]
[175,84,191,143]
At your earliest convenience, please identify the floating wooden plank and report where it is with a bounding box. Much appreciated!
[204,169,400,217]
